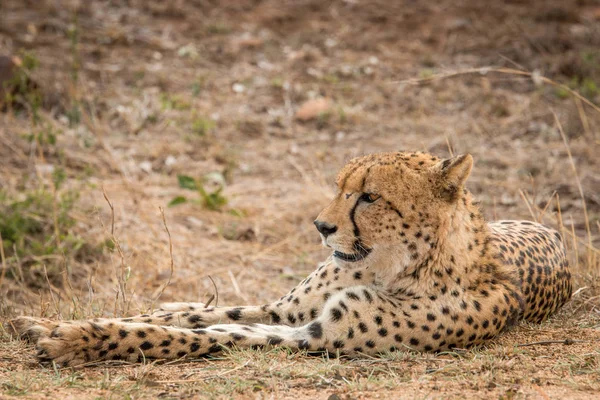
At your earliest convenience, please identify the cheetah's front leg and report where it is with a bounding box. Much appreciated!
[32,286,389,367]
[34,320,322,367]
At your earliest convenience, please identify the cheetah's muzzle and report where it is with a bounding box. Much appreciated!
[333,240,371,262]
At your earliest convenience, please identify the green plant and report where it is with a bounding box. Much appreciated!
[580,78,599,100]
[567,76,599,101]
[316,110,332,130]
[554,87,570,99]
[191,115,215,136]
[205,23,231,35]
[270,77,284,89]
[169,173,228,211]
[419,68,435,79]
[23,122,62,149]
[2,51,42,120]
[160,93,191,110]
[191,77,205,97]
[0,188,99,287]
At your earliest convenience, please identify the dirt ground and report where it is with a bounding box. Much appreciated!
[0,0,599,399]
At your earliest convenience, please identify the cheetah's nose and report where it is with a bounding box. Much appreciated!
[314,220,338,238]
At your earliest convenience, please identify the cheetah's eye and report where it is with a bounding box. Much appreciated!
[359,192,381,203]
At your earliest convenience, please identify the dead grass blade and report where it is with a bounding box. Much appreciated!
[393,66,600,114]
[228,269,248,303]
[102,187,115,236]
[553,111,595,272]
[0,231,6,289]
[518,190,537,222]
[101,188,129,315]
[42,264,61,318]
[537,191,558,222]
[151,207,175,308]
[205,275,219,308]
[517,339,588,347]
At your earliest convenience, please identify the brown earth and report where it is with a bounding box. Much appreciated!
[0,0,599,399]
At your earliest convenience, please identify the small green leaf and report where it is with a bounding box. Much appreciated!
[104,238,116,251]
[52,167,66,190]
[168,196,188,207]
[177,175,197,190]
[228,208,246,217]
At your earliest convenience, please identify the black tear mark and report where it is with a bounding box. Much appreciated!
[349,196,362,238]
[391,206,404,219]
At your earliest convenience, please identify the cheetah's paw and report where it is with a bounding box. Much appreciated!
[36,323,93,367]
[5,317,58,343]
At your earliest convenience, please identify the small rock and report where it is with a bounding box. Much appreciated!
[446,18,469,30]
[139,161,153,173]
[36,163,55,174]
[186,216,204,228]
[325,38,338,48]
[165,156,177,167]
[338,65,353,77]
[257,60,274,71]
[237,37,263,49]
[289,142,300,154]
[306,67,323,79]
[295,98,332,121]
[232,83,245,93]
[177,44,197,58]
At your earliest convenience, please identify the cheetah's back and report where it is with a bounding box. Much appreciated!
[489,221,572,323]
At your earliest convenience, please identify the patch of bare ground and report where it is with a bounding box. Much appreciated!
[1,0,599,398]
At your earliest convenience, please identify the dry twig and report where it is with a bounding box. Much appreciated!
[393,67,600,114]
[0,231,6,289]
[152,207,175,307]
[205,275,219,308]
[517,339,586,347]
[101,188,129,314]
[553,111,594,270]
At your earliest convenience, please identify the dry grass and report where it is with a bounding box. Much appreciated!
[1,0,600,398]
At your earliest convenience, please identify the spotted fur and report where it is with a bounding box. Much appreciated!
[8,151,572,367]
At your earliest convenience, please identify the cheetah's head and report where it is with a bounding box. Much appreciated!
[314,151,473,272]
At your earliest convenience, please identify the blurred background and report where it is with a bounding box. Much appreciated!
[0,0,599,318]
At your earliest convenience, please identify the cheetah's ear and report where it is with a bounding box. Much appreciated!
[433,154,473,201]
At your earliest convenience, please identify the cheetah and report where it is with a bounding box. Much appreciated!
[8,151,572,367]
